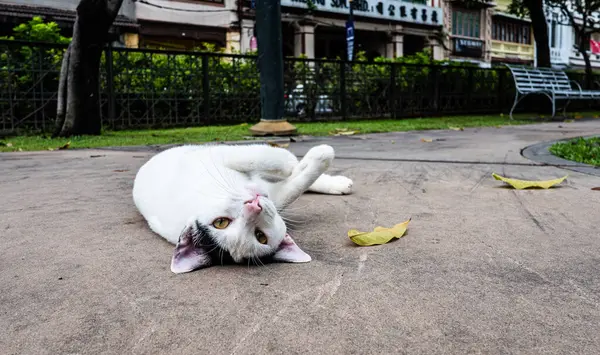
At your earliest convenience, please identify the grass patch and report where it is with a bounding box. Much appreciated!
[549,136,600,166]
[0,113,559,152]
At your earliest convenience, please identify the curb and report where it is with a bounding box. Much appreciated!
[93,135,320,153]
[521,135,600,177]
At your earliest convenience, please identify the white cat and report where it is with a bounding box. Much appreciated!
[132,143,353,274]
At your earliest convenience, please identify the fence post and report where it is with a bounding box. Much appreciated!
[105,43,115,127]
[497,69,504,113]
[430,65,439,114]
[202,54,210,124]
[340,60,347,120]
[390,63,396,119]
[467,68,474,109]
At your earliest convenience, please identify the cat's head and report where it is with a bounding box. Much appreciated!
[170,192,311,274]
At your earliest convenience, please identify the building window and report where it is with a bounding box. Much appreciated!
[550,13,559,48]
[452,9,480,38]
[492,19,531,44]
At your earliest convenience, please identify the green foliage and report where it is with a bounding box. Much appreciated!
[0,18,71,129]
[550,137,600,167]
[0,16,70,43]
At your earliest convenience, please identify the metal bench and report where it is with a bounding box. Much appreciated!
[505,64,600,119]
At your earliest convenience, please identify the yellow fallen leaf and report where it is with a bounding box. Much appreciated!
[58,141,71,150]
[348,219,411,246]
[18,148,22,152]
[421,138,433,143]
[329,128,359,136]
[449,126,464,131]
[268,142,290,148]
[6,142,13,147]
[492,173,567,190]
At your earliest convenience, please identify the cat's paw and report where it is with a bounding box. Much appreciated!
[324,175,353,195]
[304,144,334,162]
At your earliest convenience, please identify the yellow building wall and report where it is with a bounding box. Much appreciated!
[491,0,534,62]
[123,33,139,49]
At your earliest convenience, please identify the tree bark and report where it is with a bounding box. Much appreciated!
[53,0,123,137]
[524,0,551,67]
[578,31,594,89]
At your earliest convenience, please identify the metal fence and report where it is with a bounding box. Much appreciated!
[1,39,599,134]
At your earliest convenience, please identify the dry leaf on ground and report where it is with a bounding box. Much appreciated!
[420,138,433,143]
[492,173,567,189]
[268,142,290,148]
[592,187,600,191]
[348,219,411,246]
[329,128,359,136]
[449,126,464,131]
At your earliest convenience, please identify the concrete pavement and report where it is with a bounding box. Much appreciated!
[2,121,600,354]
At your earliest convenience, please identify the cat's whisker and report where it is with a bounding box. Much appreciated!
[197,151,240,197]
[208,147,243,197]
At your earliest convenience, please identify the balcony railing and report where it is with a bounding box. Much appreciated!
[491,40,534,61]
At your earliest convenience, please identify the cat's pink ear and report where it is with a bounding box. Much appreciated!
[273,234,311,263]
[170,225,211,274]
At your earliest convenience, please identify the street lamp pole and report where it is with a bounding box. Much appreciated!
[250,0,297,136]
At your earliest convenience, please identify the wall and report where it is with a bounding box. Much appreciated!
[0,0,137,19]
[134,0,236,29]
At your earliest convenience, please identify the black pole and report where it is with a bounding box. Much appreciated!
[250,0,297,135]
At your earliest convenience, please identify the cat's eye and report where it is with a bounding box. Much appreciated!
[212,218,231,229]
[255,230,268,245]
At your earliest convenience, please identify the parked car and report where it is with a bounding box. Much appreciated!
[284,84,333,117]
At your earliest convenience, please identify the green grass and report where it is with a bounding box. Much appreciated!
[550,137,600,166]
[0,113,567,152]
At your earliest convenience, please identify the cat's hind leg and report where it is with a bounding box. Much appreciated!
[308,174,353,195]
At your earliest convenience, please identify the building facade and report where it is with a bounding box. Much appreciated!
[489,0,534,64]
[264,0,445,60]
[442,0,494,67]
[546,6,600,69]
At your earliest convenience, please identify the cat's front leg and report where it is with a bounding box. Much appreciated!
[273,145,335,209]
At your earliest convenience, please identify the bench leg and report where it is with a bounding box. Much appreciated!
[509,93,521,120]
[562,99,572,117]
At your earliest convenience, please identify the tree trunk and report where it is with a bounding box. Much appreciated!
[579,34,593,89]
[53,0,123,138]
[525,0,551,67]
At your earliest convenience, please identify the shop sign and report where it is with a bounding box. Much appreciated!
[281,0,443,26]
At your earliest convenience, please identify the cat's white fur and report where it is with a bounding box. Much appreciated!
[132,143,352,273]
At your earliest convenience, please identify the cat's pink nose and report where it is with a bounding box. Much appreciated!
[244,197,262,214]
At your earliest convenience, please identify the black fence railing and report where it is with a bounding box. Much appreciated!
[2,39,600,134]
